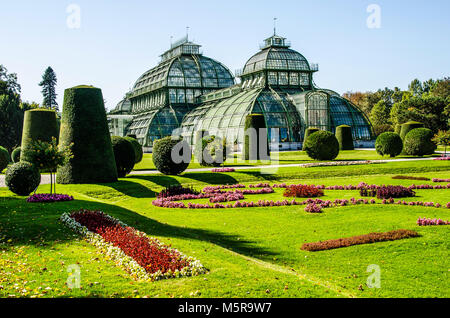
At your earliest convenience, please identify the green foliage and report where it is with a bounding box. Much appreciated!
[57,86,118,184]
[399,121,424,140]
[111,136,136,177]
[244,114,269,161]
[432,130,450,155]
[375,132,403,158]
[374,124,394,137]
[124,136,143,164]
[20,109,59,164]
[39,66,58,111]
[302,128,320,151]
[394,124,402,134]
[152,136,191,175]
[5,161,41,196]
[303,130,339,161]
[335,125,354,150]
[403,128,437,156]
[195,135,228,167]
[370,100,391,127]
[11,146,21,163]
[0,94,23,152]
[0,146,9,171]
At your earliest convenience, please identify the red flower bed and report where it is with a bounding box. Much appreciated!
[70,210,190,274]
[301,229,420,252]
[283,184,324,198]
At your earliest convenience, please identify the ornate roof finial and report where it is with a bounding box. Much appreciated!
[186,26,190,41]
[273,17,277,36]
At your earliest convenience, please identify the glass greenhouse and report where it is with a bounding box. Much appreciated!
[108,34,374,151]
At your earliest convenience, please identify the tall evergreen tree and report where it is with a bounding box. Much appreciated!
[39,67,58,111]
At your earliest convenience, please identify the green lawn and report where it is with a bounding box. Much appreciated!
[0,160,449,298]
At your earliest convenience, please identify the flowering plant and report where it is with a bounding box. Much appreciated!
[211,168,235,173]
[283,184,324,198]
[27,193,74,203]
[417,217,449,226]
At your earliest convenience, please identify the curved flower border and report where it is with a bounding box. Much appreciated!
[59,212,206,281]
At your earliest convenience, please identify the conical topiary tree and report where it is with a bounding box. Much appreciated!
[20,109,59,164]
[335,125,354,150]
[56,85,118,184]
[302,128,320,151]
[243,114,270,161]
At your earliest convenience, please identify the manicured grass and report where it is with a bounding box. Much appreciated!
[0,160,449,298]
[133,149,440,171]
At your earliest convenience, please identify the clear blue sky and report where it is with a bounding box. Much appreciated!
[1,0,449,110]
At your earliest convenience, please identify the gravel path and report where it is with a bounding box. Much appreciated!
[0,156,441,188]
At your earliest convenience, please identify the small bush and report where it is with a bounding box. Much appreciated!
[11,147,21,163]
[0,146,9,172]
[403,128,437,156]
[335,125,354,150]
[375,132,403,157]
[283,185,324,198]
[303,130,339,161]
[111,136,135,177]
[124,136,143,164]
[5,162,41,196]
[302,128,320,151]
[301,229,419,252]
[399,121,424,140]
[359,185,415,199]
[195,135,228,167]
[152,136,191,175]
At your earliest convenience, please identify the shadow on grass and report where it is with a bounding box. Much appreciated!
[0,196,276,258]
[181,173,238,185]
[98,180,157,199]
[127,175,181,188]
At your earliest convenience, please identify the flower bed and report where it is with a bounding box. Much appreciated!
[283,184,324,198]
[304,203,323,213]
[417,217,449,226]
[432,178,450,183]
[27,193,74,203]
[360,185,416,199]
[301,229,420,252]
[60,210,206,281]
[211,168,235,173]
[433,156,450,161]
[392,175,430,181]
[157,185,199,199]
[300,160,382,168]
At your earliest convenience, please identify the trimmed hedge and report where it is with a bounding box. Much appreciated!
[20,109,58,164]
[194,129,209,162]
[375,132,403,157]
[244,114,270,160]
[302,128,320,151]
[5,162,41,196]
[11,147,21,163]
[400,121,424,140]
[56,86,118,184]
[195,135,228,167]
[0,146,9,172]
[111,136,136,177]
[124,136,143,164]
[152,136,191,175]
[403,128,437,156]
[303,130,339,161]
[335,125,354,150]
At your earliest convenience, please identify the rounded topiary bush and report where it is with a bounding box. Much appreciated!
[5,162,41,196]
[0,146,9,172]
[375,132,403,157]
[20,109,58,164]
[302,128,320,151]
[303,130,340,161]
[195,135,228,167]
[335,125,354,150]
[400,121,424,140]
[124,136,143,164]
[11,147,21,163]
[403,128,437,156]
[153,136,191,175]
[57,86,118,184]
[244,114,269,160]
[111,136,136,177]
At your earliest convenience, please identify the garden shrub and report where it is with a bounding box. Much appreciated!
[5,162,41,196]
[302,128,320,151]
[20,109,58,164]
[0,146,9,172]
[57,86,118,184]
[335,125,354,150]
[124,136,143,164]
[301,229,419,252]
[403,128,437,156]
[152,136,191,175]
[359,185,415,199]
[11,146,21,163]
[399,121,424,140]
[375,132,403,157]
[303,130,339,161]
[244,114,270,160]
[195,135,228,167]
[374,124,393,136]
[157,185,199,199]
[283,185,324,198]
[111,136,136,177]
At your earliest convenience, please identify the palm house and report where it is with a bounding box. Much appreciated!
[108,34,374,151]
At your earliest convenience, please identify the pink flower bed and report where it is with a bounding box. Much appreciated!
[432,178,450,183]
[417,217,449,226]
[211,168,235,173]
[27,193,74,203]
